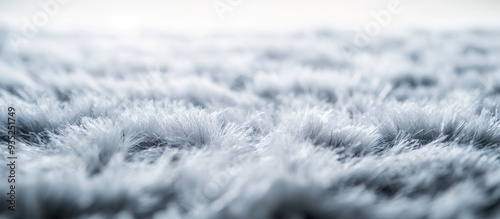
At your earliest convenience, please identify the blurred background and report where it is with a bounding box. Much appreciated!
[0,0,499,34]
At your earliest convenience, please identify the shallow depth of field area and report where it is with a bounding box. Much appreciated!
[1,28,500,219]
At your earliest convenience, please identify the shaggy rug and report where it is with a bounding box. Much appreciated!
[1,28,500,219]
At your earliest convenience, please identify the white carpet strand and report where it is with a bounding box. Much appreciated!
[1,28,500,219]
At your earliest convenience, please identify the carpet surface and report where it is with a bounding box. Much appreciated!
[1,28,500,219]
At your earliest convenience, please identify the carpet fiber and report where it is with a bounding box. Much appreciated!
[1,28,500,219]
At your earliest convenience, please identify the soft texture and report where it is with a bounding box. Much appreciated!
[1,28,500,219]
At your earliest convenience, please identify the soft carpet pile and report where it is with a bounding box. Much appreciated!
[1,28,500,219]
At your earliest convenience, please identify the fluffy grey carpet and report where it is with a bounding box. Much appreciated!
[1,28,500,219]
